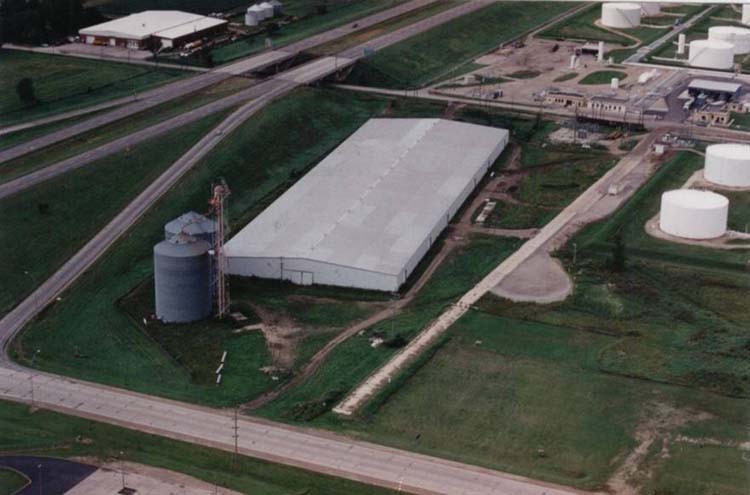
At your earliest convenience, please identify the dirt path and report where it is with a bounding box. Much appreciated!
[242,228,467,411]
[607,402,712,494]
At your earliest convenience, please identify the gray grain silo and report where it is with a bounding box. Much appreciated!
[154,234,212,324]
[164,211,217,245]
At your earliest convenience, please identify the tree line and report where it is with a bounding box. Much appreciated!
[1,0,102,45]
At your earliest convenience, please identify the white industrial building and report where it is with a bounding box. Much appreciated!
[708,26,750,55]
[225,118,509,291]
[601,3,642,29]
[659,189,728,240]
[688,39,735,70]
[705,143,750,187]
[79,11,227,49]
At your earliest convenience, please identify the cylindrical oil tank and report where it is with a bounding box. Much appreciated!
[743,4,750,26]
[601,3,642,29]
[245,6,261,26]
[688,39,735,69]
[641,2,660,16]
[659,189,728,240]
[705,143,750,187]
[154,235,212,323]
[164,211,217,245]
[708,26,750,55]
[259,1,274,19]
[270,0,283,16]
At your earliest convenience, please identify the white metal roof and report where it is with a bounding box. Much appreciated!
[79,11,226,40]
[225,119,508,277]
[688,79,742,93]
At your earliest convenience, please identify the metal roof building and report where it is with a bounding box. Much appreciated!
[225,118,509,292]
[79,11,227,49]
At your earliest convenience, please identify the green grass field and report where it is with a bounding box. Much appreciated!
[340,309,749,491]
[0,399,397,495]
[0,77,252,184]
[255,235,523,423]
[0,110,230,316]
[208,0,407,65]
[0,468,26,495]
[0,50,184,127]
[345,2,576,89]
[578,70,628,85]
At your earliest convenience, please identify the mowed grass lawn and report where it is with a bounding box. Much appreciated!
[0,50,183,126]
[0,400,398,495]
[0,77,253,184]
[0,468,26,495]
[346,2,576,88]
[0,110,230,315]
[347,310,749,491]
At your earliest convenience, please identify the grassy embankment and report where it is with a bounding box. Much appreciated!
[0,109,232,316]
[209,0,408,65]
[0,77,253,183]
[0,49,183,127]
[0,399,397,495]
[0,468,26,495]
[345,2,577,89]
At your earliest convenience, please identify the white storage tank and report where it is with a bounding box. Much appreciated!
[245,5,263,26]
[259,1,274,19]
[743,4,750,26]
[688,39,735,70]
[659,189,728,240]
[705,143,750,187]
[708,26,750,55]
[601,3,642,29]
[641,2,660,16]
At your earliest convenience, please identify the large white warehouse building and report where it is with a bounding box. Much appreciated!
[659,189,728,240]
[705,143,750,187]
[225,118,509,291]
[79,11,227,49]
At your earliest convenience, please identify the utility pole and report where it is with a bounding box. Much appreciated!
[232,407,239,469]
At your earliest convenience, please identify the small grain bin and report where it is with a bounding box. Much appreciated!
[154,234,213,323]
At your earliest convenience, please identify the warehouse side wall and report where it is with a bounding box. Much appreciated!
[227,257,400,292]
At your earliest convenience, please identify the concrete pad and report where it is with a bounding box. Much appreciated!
[491,253,573,304]
[65,462,244,495]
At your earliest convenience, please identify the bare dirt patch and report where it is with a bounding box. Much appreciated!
[607,401,712,495]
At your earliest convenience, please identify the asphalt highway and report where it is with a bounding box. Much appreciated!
[0,367,587,495]
[0,0,441,164]
[0,0,491,198]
